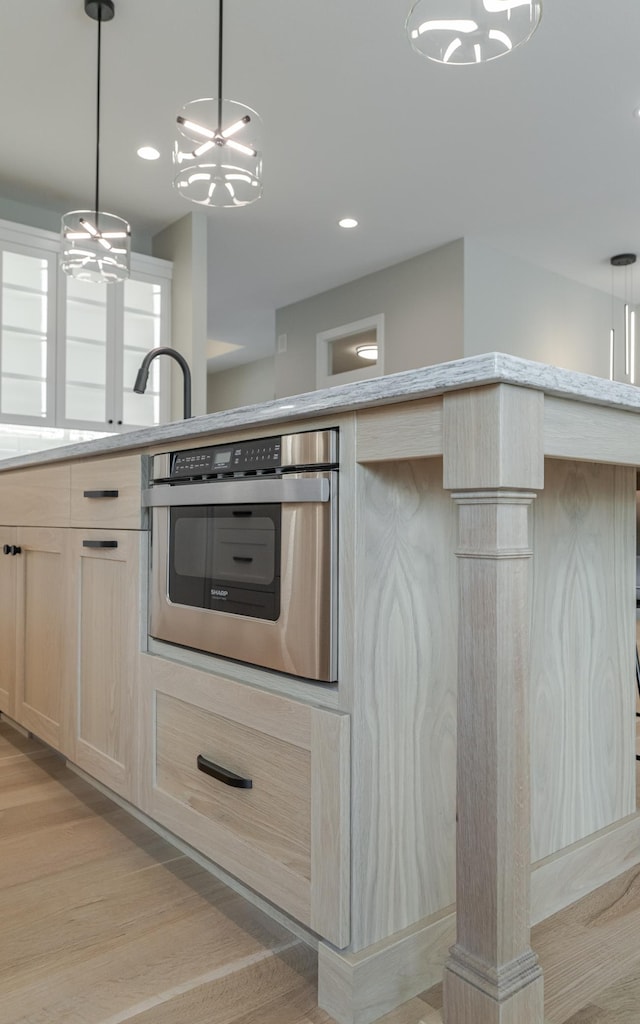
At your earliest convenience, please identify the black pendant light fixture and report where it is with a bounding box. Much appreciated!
[173,0,263,207]
[609,253,637,383]
[61,0,131,283]
[406,0,542,65]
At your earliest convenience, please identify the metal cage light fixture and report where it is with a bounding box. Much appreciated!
[61,0,131,284]
[406,0,542,65]
[173,0,263,207]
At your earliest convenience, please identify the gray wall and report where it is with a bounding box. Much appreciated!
[274,240,465,399]
[153,212,208,418]
[463,239,615,377]
[207,356,276,412]
[206,237,630,412]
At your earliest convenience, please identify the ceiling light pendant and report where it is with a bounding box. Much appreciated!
[609,253,637,383]
[173,0,263,208]
[406,0,542,65]
[61,0,130,284]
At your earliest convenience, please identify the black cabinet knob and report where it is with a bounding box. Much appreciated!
[11,546,21,555]
[2,544,10,555]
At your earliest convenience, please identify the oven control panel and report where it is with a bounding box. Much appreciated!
[170,436,282,479]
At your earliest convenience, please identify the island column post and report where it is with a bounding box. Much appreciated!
[441,382,545,1024]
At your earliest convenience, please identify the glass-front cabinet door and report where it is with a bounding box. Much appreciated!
[120,276,165,428]
[63,276,109,425]
[58,259,171,431]
[0,220,172,436]
[0,246,56,424]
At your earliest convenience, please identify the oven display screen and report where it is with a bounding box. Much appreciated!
[214,451,231,465]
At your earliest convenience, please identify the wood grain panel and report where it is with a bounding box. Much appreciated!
[349,457,458,949]
[530,460,636,861]
[0,464,71,527]
[0,526,17,717]
[138,654,350,946]
[156,692,312,878]
[73,530,142,800]
[443,384,544,490]
[545,396,640,465]
[14,527,75,754]
[356,398,443,463]
[310,708,350,947]
[70,454,143,528]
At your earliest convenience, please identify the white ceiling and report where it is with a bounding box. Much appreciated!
[2,1,640,371]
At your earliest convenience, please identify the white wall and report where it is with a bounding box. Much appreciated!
[152,213,208,417]
[463,239,616,378]
[207,356,276,412]
[274,240,465,399]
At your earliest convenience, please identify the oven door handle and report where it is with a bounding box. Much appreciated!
[142,476,331,507]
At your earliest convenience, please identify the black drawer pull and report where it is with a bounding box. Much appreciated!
[232,509,253,516]
[196,754,253,789]
[232,555,253,563]
[82,540,119,549]
[83,489,119,499]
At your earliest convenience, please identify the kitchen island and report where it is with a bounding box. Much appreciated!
[0,352,638,1024]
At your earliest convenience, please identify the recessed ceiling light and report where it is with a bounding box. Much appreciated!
[137,146,160,161]
[338,217,358,229]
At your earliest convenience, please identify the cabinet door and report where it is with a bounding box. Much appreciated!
[59,271,170,431]
[73,529,142,801]
[139,655,350,947]
[119,276,170,428]
[0,245,56,426]
[14,527,76,755]
[0,527,18,718]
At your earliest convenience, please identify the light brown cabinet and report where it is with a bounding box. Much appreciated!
[13,527,76,756]
[0,464,70,526]
[138,653,350,948]
[72,529,143,802]
[0,527,18,718]
[70,455,144,529]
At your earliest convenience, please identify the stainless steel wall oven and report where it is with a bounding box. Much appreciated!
[144,429,338,682]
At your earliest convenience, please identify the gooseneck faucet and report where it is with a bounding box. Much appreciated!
[133,347,192,420]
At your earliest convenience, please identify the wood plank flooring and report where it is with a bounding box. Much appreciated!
[3,717,640,1024]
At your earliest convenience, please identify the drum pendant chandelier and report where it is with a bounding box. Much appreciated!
[173,0,263,208]
[61,0,131,284]
[406,0,542,65]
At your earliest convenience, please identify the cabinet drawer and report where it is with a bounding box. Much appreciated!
[139,655,349,947]
[0,465,71,526]
[70,455,143,528]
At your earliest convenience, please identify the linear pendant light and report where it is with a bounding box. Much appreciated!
[61,0,131,283]
[406,0,542,64]
[173,0,263,207]
[609,253,637,383]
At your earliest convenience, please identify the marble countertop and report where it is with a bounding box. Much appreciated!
[2,351,640,471]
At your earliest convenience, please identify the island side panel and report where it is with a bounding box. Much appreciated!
[530,458,636,861]
[348,456,458,951]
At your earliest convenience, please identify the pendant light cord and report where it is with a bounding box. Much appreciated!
[217,0,223,132]
[95,4,102,224]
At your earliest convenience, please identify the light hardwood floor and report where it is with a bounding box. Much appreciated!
[2,717,640,1024]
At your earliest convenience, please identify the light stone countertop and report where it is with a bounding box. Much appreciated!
[1,351,640,471]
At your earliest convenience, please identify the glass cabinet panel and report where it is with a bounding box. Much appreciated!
[0,223,171,433]
[63,278,108,424]
[122,278,163,426]
[1,251,49,419]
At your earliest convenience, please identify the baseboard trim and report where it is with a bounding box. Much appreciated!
[319,809,640,1024]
